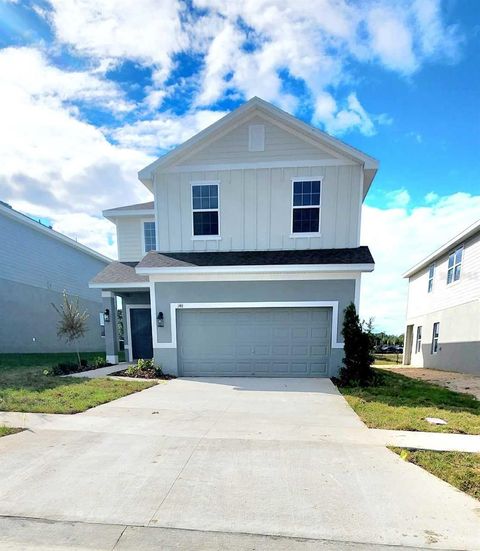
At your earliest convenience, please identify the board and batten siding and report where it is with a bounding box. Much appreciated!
[406,230,480,319]
[176,115,337,165]
[154,164,363,253]
[116,215,155,261]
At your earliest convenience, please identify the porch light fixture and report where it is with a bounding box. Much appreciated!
[157,312,164,327]
[104,308,110,323]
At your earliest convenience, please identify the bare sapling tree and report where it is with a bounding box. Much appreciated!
[52,291,89,367]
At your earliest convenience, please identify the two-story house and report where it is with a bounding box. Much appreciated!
[90,97,377,377]
[403,219,480,374]
[0,201,110,353]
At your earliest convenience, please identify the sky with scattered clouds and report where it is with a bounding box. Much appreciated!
[0,0,479,333]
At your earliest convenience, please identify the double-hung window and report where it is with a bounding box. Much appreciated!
[427,264,435,293]
[415,326,422,353]
[292,179,321,234]
[431,322,440,354]
[447,246,463,284]
[192,183,219,237]
[143,221,156,252]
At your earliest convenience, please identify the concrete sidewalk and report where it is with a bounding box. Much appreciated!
[0,516,433,551]
[371,428,480,452]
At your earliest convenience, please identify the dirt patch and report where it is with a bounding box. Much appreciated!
[385,367,480,400]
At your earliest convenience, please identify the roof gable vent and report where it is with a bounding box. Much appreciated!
[248,124,265,152]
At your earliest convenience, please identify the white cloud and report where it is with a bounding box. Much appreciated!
[0,46,153,258]
[385,188,411,208]
[360,192,480,333]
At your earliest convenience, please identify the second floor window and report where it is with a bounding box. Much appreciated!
[415,326,422,353]
[143,221,156,252]
[447,246,463,284]
[292,179,321,234]
[427,264,435,293]
[192,183,219,237]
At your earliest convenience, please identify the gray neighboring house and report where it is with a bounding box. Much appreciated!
[0,201,110,353]
[403,219,480,374]
[91,97,378,376]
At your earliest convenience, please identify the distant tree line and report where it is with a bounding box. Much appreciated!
[372,332,404,346]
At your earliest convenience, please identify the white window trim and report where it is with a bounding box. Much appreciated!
[126,304,151,362]
[290,177,322,237]
[141,219,157,254]
[431,322,440,354]
[191,180,221,240]
[446,245,463,285]
[148,289,343,352]
[415,326,422,353]
[427,263,435,293]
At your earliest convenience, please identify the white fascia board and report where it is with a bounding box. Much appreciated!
[103,209,155,219]
[138,97,379,185]
[403,220,480,278]
[0,203,111,264]
[136,263,375,275]
[89,282,150,289]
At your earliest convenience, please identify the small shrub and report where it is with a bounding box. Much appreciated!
[91,356,108,369]
[125,359,163,379]
[337,302,375,387]
[80,359,88,368]
[51,362,78,376]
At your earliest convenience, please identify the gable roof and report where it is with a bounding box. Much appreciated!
[138,97,379,198]
[403,219,480,278]
[0,201,111,264]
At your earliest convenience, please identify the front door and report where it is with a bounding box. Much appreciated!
[130,308,153,360]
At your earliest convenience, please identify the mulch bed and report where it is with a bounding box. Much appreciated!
[111,369,175,380]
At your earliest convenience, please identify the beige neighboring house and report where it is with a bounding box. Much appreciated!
[403,219,480,374]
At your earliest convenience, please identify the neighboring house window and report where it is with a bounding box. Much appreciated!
[447,246,463,284]
[143,221,156,252]
[192,183,219,236]
[431,322,440,354]
[99,312,105,338]
[415,326,422,353]
[427,264,435,293]
[292,179,321,234]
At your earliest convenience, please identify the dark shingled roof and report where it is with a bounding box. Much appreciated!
[90,261,148,284]
[137,247,374,269]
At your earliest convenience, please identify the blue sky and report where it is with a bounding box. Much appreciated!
[0,0,479,332]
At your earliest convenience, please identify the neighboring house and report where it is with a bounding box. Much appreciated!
[403,219,480,374]
[90,97,377,377]
[0,201,110,353]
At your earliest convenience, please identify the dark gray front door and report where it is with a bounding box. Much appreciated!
[130,308,153,360]
[177,307,331,377]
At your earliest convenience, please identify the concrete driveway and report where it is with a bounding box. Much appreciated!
[0,378,479,550]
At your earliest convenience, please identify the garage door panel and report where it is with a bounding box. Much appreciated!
[177,307,331,377]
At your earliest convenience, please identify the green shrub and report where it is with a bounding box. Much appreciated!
[51,362,79,376]
[125,359,163,379]
[91,356,108,369]
[337,303,375,387]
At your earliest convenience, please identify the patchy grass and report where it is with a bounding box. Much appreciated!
[391,448,480,501]
[0,352,153,414]
[0,351,125,370]
[374,353,403,365]
[337,369,480,434]
[0,426,23,438]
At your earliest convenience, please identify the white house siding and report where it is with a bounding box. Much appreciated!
[406,231,480,318]
[176,115,338,165]
[0,212,108,353]
[405,230,480,374]
[116,216,155,261]
[154,164,362,253]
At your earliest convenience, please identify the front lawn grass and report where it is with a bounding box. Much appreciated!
[0,426,23,438]
[337,369,480,434]
[0,352,153,414]
[0,351,125,370]
[391,448,480,501]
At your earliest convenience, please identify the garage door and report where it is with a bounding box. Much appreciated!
[177,307,331,377]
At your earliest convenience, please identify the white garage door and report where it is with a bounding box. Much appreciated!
[177,307,331,377]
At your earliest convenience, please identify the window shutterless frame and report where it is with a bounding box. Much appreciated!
[427,264,435,293]
[415,326,422,353]
[447,245,463,285]
[142,220,157,253]
[290,177,322,237]
[431,322,440,354]
[191,181,221,240]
